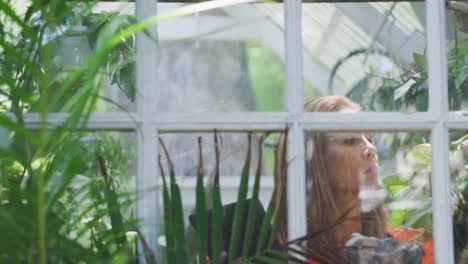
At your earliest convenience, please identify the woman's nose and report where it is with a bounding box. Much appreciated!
[362,140,377,160]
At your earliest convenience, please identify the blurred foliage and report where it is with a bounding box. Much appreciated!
[346,41,468,113]
[247,40,321,112]
[383,134,467,256]
[247,41,284,112]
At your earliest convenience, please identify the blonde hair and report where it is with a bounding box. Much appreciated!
[274,96,387,253]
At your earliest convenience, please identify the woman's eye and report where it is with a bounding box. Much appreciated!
[344,138,357,145]
[366,137,374,144]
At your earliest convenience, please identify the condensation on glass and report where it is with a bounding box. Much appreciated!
[301,1,429,112]
[155,2,285,112]
[302,130,433,263]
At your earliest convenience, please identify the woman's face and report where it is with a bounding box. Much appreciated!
[325,131,379,194]
[323,108,381,205]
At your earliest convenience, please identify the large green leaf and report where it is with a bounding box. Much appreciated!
[212,132,223,264]
[227,134,251,264]
[390,209,409,227]
[413,53,427,72]
[408,143,431,168]
[241,136,264,260]
[404,199,433,232]
[455,64,468,89]
[196,137,208,264]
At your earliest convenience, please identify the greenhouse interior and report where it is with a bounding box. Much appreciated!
[0,0,467,263]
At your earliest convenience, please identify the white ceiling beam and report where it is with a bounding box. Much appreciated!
[335,3,426,66]
[158,16,261,40]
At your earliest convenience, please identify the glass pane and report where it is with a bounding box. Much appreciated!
[446,4,468,111]
[302,1,428,112]
[0,1,136,113]
[450,130,468,262]
[156,2,285,112]
[157,132,280,261]
[302,130,433,263]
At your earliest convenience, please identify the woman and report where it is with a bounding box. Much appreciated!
[274,96,431,263]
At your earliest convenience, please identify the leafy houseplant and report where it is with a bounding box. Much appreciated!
[45,8,139,109]
[0,1,148,262]
[83,11,141,102]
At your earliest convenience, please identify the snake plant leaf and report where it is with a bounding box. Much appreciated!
[196,137,208,264]
[170,180,189,264]
[227,133,251,264]
[241,135,264,259]
[212,131,223,264]
[212,186,223,264]
[158,152,174,264]
[159,138,188,264]
[255,200,275,254]
[267,187,284,250]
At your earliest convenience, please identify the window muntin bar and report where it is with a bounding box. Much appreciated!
[285,0,307,241]
[427,0,454,262]
[136,0,159,260]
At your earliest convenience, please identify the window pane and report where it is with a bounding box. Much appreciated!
[302,1,428,112]
[155,2,285,112]
[446,4,468,111]
[302,130,433,263]
[0,1,136,113]
[157,132,280,260]
[450,130,468,262]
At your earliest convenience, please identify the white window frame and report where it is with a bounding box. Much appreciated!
[16,0,468,263]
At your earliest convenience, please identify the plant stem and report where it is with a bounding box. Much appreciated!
[37,0,59,262]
